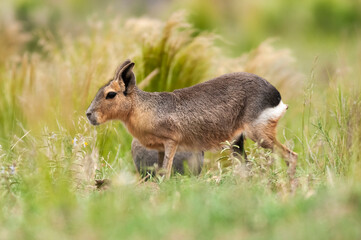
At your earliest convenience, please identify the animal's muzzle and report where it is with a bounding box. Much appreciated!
[86,111,99,126]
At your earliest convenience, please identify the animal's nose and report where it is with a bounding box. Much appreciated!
[86,112,92,118]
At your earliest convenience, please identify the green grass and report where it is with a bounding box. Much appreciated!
[1,1,361,239]
[1,173,361,239]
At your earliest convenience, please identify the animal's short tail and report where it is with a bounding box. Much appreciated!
[255,100,288,124]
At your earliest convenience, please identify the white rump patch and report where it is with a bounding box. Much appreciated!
[255,101,288,125]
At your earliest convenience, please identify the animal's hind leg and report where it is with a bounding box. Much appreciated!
[232,133,247,161]
[274,140,298,178]
[249,121,298,179]
[273,138,298,192]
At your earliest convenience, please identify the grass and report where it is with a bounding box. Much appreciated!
[1,2,361,240]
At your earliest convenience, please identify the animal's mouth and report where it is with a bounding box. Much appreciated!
[88,119,99,126]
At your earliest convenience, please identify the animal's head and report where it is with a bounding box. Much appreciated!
[86,59,136,125]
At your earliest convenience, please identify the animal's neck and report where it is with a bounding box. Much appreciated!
[123,88,157,138]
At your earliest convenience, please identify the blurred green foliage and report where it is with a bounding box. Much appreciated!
[313,0,361,33]
[8,0,361,54]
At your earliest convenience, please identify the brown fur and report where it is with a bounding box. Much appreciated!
[87,60,298,179]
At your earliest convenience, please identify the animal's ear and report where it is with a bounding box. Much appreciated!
[116,61,136,95]
[114,59,131,79]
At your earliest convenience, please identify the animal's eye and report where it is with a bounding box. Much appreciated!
[106,92,117,99]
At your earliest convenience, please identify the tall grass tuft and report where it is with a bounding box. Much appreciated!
[127,11,218,91]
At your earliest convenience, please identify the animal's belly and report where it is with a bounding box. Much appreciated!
[178,125,245,151]
[136,135,165,151]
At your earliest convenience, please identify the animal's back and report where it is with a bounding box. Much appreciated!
[169,72,282,150]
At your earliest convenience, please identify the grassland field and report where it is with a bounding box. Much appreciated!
[1,0,361,239]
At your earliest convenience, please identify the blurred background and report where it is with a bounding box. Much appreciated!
[2,0,360,57]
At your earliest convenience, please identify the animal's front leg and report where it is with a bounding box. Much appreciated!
[162,140,178,179]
